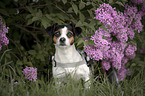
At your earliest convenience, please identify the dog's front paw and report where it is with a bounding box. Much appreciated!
[54,81,63,88]
[84,79,91,89]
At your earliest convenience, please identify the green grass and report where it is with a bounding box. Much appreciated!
[0,68,145,96]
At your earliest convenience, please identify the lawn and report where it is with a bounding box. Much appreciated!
[0,65,144,96]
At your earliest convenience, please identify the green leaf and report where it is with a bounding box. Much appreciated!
[0,9,9,16]
[85,40,95,46]
[76,20,82,27]
[62,0,67,4]
[26,14,32,19]
[27,19,33,25]
[0,1,5,8]
[41,18,49,28]
[7,9,17,14]
[122,0,128,4]
[79,12,85,22]
[28,50,36,56]
[79,1,85,10]
[36,54,45,61]
[26,6,34,13]
[87,10,94,18]
[102,36,106,39]
[86,2,91,6]
[36,9,42,18]
[89,40,95,45]
[91,2,96,7]
[53,18,64,24]
[57,13,65,21]
[130,41,137,46]
[115,1,124,7]
[23,57,27,63]
[100,26,109,32]
[84,41,88,46]
[109,0,113,4]
[89,20,96,31]
[25,62,33,66]
[32,17,39,22]
[17,60,23,65]
[5,54,11,59]
[37,43,41,49]
[45,14,53,20]
[72,3,78,15]
[76,38,84,46]
[67,7,73,13]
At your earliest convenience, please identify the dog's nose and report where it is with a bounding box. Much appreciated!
[60,37,66,43]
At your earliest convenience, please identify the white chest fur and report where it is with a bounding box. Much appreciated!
[52,44,91,88]
[54,44,82,63]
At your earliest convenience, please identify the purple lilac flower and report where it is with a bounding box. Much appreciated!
[82,37,90,41]
[102,60,110,71]
[141,4,145,12]
[84,45,103,61]
[22,66,37,82]
[139,48,145,53]
[0,17,9,50]
[140,4,145,19]
[14,81,19,85]
[121,57,129,66]
[117,66,130,81]
[131,0,143,4]
[125,43,137,59]
[84,28,111,62]
[124,4,143,33]
[84,3,142,80]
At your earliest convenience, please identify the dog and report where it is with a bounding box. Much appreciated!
[46,23,91,88]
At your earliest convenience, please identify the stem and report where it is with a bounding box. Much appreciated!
[16,2,72,18]
[9,38,23,58]
[51,3,71,18]
[0,49,12,64]
[14,24,41,43]
[16,4,49,10]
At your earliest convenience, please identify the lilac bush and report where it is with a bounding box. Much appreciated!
[0,17,9,50]
[131,0,143,4]
[124,4,143,33]
[141,5,145,12]
[84,3,143,80]
[22,66,37,82]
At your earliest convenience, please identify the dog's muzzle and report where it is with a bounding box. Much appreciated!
[59,37,66,46]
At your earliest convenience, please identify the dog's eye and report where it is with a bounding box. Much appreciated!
[54,31,61,37]
[67,32,73,38]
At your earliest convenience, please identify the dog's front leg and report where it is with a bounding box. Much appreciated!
[53,67,66,87]
[54,78,63,87]
[84,76,91,88]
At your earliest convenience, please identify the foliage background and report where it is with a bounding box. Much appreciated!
[0,0,145,95]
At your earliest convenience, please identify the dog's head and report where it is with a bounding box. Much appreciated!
[46,23,82,47]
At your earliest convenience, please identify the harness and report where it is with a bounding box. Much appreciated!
[52,50,90,68]
[53,58,86,68]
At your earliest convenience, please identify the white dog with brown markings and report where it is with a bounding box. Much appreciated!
[46,23,91,88]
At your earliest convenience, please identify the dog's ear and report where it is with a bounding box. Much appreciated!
[69,22,82,36]
[46,23,58,36]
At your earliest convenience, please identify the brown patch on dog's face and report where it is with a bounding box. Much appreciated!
[53,36,57,44]
[66,31,74,45]
[53,29,62,44]
[69,36,74,45]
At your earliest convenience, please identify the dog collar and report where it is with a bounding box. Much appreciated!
[53,57,86,68]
